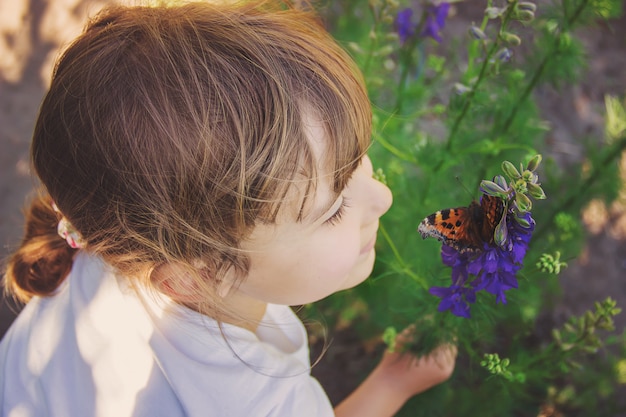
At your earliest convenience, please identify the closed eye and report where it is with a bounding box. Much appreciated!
[324,198,350,226]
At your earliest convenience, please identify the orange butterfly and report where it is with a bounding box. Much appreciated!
[418,194,505,252]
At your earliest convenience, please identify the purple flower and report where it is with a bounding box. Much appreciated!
[421,2,450,43]
[395,8,415,44]
[429,285,476,318]
[481,271,518,304]
[429,207,535,318]
[441,245,469,285]
[395,3,450,45]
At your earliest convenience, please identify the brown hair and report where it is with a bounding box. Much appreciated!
[4,1,371,314]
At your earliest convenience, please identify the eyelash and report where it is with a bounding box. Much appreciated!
[324,198,350,226]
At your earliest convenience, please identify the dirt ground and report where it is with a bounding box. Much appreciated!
[1,0,625,410]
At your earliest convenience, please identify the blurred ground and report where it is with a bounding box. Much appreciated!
[1,0,625,411]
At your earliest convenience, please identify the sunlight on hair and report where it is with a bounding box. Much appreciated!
[143,0,240,6]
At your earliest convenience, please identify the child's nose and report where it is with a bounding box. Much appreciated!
[370,179,393,219]
[361,155,393,220]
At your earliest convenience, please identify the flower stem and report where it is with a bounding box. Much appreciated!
[474,0,592,185]
[498,0,591,135]
[395,41,418,113]
[443,41,499,154]
[432,2,518,175]
[362,2,382,77]
[379,223,429,289]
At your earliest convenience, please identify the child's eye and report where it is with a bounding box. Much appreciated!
[324,198,350,226]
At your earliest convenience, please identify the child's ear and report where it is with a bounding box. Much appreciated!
[151,262,205,303]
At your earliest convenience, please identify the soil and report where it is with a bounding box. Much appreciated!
[1,0,625,413]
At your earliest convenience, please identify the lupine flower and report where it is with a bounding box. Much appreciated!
[429,210,534,316]
[395,8,416,44]
[423,156,545,318]
[421,2,450,43]
[395,2,450,45]
[429,284,475,318]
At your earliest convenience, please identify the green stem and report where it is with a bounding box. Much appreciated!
[444,40,499,154]
[362,3,382,77]
[395,42,417,113]
[379,223,429,290]
[498,0,591,134]
[443,3,518,153]
[465,4,491,81]
[394,14,427,113]
[534,132,626,240]
[474,0,592,186]
[431,4,518,176]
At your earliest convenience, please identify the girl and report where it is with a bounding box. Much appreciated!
[0,2,455,416]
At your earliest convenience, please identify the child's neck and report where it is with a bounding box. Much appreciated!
[220,292,268,333]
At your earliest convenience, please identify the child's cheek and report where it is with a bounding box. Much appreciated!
[313,233,361,278]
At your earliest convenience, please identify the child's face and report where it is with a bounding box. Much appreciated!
[232,116,393,306]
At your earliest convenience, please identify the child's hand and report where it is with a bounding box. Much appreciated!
[334,326,457,417]
[375,326,457,399]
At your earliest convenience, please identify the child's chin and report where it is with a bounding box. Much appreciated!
[338,252,376,292]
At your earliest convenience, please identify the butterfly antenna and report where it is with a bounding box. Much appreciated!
[455,176,478,200]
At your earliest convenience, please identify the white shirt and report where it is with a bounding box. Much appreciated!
[0,253,334,417]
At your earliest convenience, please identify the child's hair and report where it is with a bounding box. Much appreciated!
[4,1,371,316]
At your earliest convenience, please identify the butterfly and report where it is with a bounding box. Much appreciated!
[417,194,505,253]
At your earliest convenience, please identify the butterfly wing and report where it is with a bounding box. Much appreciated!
[479,194,505,243]
[418,203,483,252]
[418,195,505,252]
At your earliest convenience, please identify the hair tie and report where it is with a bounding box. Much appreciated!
[52,202,86,249]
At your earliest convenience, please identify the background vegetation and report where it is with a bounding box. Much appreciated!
[307,0,626,415]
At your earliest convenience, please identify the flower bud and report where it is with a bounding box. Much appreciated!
[493,175,509,191]
[494,215,509,247]
[528,182,546,200]
[480,179,508,198]
[518,2,537,12]
[526,154,542,171]
[373,168,388,185]
[521,169,537,183]
[515,192,532,212]
[514,178,528,194]
[501,160,521,179]
[514,212,531,228]
[485,6,504,19]
[469,25,488,40]
[495,47,512,62]
[516,9,535,22]
[501,32,521,46]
